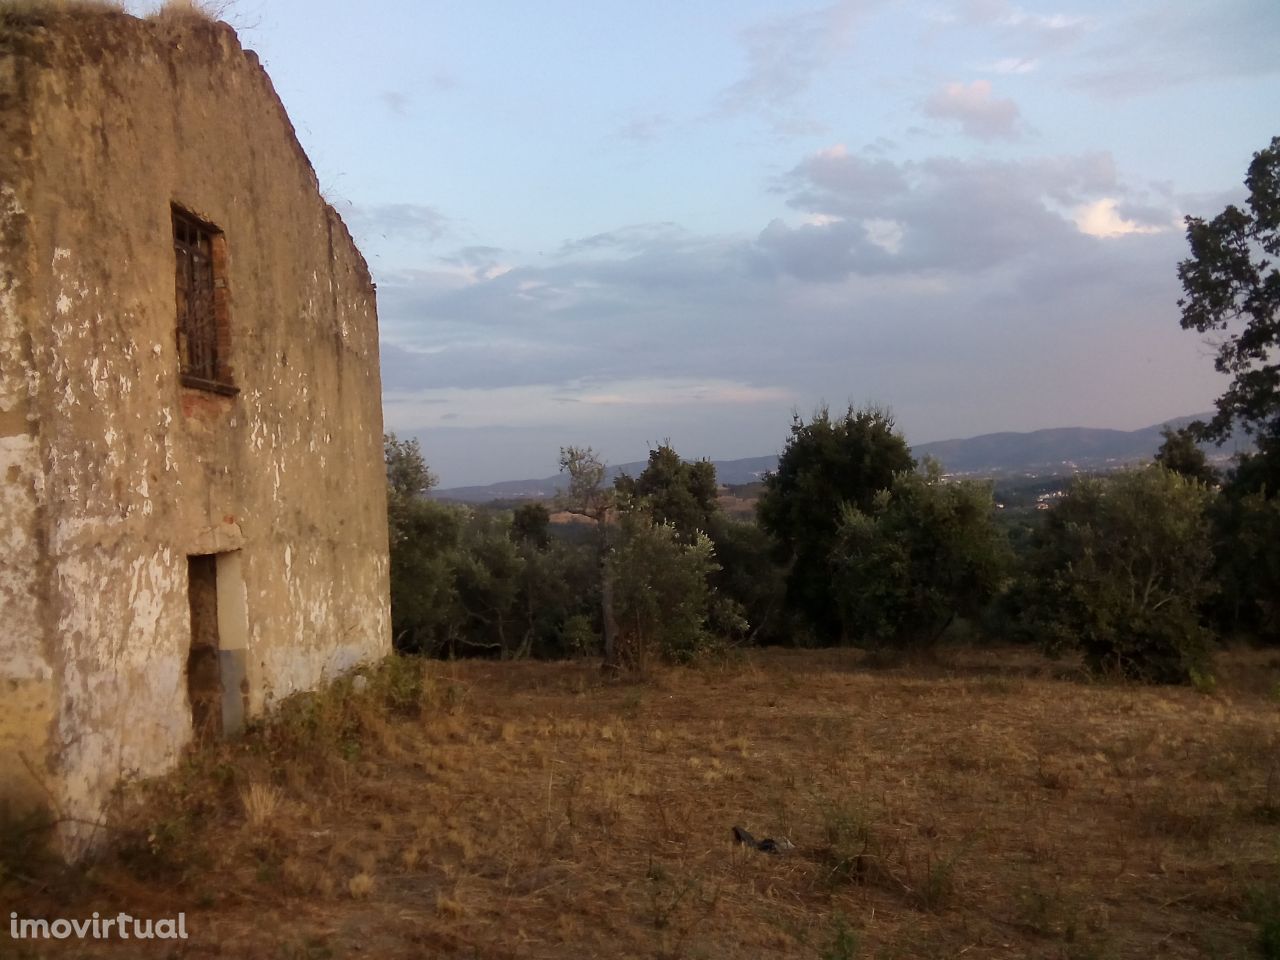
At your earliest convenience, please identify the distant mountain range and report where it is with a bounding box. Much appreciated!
[434,458,775,504]
[433,414,1242,503]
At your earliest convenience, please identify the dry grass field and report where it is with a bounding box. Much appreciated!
[6,646,1280,959]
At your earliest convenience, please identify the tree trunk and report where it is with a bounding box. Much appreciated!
[601,560,619,670]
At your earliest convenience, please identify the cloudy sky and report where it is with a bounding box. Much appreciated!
[208,1,1277,485]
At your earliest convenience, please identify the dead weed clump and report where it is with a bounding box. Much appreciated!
[28,656,439,895]
[815,797,965,912]
[0,803,59,888]
[145,0,235,24]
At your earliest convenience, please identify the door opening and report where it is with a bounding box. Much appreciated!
[186,554,222,741]
[186,550,249,740]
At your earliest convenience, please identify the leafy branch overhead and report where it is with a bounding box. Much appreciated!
[1178,135,1280,445]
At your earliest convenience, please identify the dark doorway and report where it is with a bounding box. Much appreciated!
[187,554,222,741]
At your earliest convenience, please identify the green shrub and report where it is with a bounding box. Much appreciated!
[561,613,598,658]
[821,915,860,960]
[830,461,1010,648]
[1250,885,1280,960]
[818,799,878,885]
[706,515,788,645]
[758,405,915,641]
[608,515,722,667]
[1207,485,1280,643]
[1019,467,1216,683]
[0,802,56,887]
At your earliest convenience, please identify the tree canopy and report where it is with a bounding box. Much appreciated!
[1178,135,1280,449]
[757,405,915,640]
[1154,426,1217,486]
[1019,468,1216,683]
[614,444,718,543]
[384,434,436,503]
[1177,136,1280,643]
[558,446,611,521]
[831,462,1010,648]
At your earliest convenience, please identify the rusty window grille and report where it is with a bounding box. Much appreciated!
[173,207,236,393]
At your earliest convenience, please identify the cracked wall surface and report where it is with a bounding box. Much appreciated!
[0,11,391,855]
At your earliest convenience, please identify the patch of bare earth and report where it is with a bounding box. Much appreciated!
[7,647,1279,959]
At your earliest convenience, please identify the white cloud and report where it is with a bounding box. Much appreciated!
[802,213,845,227]
[993,7,1089,33]
[863,218,904,254]
[983,57,1038,74]
[1071,0,1280,96]
[923,79,1022,141]
[373,145,1216,484]
[962,0,1094,50]
[575,379,794,408]
[1072,198,1169,238]
[716,0,884,132]
[556,222,689,258]
[765,148,1144,277]
[384,378,795,432]
[379,91,410,116]
[614,113,670,144]
[346,203,451,243]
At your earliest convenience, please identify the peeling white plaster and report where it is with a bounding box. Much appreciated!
[0,197,31,414]
[53,546,188,855]
[0,434,49,680]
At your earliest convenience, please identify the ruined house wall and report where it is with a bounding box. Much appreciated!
[0,11,391,851]
[0,25,53,812]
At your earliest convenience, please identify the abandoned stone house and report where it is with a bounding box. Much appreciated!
[0,9,391,853]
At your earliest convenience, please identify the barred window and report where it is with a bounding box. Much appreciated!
[173,207,237,394]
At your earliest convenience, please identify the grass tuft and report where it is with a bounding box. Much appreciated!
[820,914,860,960]
[347,871,374,899]
[146,0,233,22]
[1250,886,1280,960]
[240,782,282,829]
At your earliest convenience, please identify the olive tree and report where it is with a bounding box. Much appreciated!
[607,514,722,669]
[830,462,1010,648]
[614,444,719,543]
[1020,468,1216,682]
[758,406,915,642]
[384,434,461,654]
[558,446,620,667]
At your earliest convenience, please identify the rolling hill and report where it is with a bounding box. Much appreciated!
[433,413,1239,503]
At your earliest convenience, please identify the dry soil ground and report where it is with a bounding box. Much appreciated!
[6,646,1280,959]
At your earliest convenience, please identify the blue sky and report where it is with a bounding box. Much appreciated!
[171,1,1280,485]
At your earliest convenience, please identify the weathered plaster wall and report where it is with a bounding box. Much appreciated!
[0,11,391,853]
[0,26,55,813]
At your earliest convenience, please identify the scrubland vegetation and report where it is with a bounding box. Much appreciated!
[382,400,1271,687]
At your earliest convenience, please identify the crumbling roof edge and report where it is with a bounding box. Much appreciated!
[3,7,376,293]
